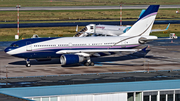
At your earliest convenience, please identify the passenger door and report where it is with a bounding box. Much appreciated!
[68,43,72,49]
[26,41,32,51]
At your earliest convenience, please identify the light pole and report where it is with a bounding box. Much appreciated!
[15,5,21,39]
[0,63,1,80]
[120,4,122,26]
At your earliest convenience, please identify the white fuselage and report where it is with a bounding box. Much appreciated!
[6,36,140,56]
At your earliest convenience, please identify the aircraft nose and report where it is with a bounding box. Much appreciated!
[4,47,11,53]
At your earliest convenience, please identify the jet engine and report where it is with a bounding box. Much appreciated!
[138,37,147,44]
[60,54,84,65]
[138,36,158,44]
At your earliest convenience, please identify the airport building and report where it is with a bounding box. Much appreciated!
[1,70,180,101]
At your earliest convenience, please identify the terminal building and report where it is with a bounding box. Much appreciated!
[0,70,180,101]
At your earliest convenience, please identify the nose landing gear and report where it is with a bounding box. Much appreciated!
[25,59,31,67]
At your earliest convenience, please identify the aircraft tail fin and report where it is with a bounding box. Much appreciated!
[165,23,170,30]
[121,5,160,36]
[139,9,146,18]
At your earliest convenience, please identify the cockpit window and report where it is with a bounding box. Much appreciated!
[10,44,19,47]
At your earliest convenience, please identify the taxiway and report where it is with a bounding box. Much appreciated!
[0,45,180,77]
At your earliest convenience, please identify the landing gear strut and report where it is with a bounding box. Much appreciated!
[25,58,31,67]
[84,57,94,66]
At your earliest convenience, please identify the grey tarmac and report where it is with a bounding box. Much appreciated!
[0,45,180,77]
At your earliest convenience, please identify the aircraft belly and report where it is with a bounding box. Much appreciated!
[12,51,61,59]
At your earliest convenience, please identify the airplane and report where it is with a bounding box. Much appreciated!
[74,10,170,37]
[4,5,176,67]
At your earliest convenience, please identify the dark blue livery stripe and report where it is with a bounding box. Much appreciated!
[137,5,160,21]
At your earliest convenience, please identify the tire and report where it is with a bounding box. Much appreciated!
[84,62,89,66]
[26,64,31,67]
[90,62,94,66]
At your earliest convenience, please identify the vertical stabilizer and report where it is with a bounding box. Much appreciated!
[139,9,146,18]
[121,5,160,36]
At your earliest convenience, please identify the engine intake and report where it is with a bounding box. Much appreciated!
[138,37,147,44]
[138,36,158,44]
[60,54,84,65]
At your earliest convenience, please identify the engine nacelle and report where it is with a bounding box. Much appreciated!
[138,36,158,44]
[60,54,84,65]
[138,37,147,44]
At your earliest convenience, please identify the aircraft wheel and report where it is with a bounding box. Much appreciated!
[90,62,94,66]
[84,62,89,66]
[26,63,31,67]
[25,58,31,67]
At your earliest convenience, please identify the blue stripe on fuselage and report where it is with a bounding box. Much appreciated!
[10,37,59,47]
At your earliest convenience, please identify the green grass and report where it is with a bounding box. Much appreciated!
[0,20,127,24]
[0,0,180,7]
[0,24,180,41]
[0,9,179,24]
[151,32,180,37]
[0,26,84,41]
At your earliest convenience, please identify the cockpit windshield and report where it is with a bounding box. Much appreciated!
[10,44,19,47]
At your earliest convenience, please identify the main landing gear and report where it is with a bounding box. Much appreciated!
[25,58,31,67]
[84,57,94,66]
